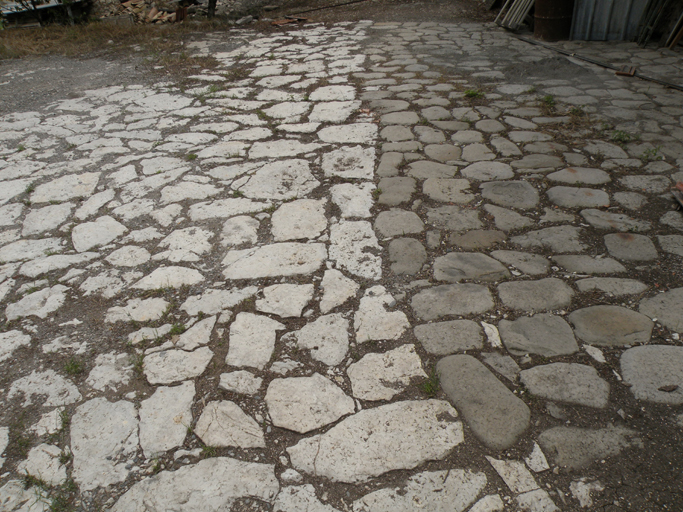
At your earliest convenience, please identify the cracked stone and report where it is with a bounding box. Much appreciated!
[139,381,194,458]
[256,284,314,318]
[329,221,381,279]
[272,199,327,241]
[354,285,409,343]
[144,347,214,385]
[223,243,327,279]
[195,401,265,448]
[72,215,127,252]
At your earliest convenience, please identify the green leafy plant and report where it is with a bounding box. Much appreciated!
[611,130,637,145]
[542,95,555,107]
[63,357,83,376]
[169,323,186,335]
[419,370,440,397]
[464,89,484,99]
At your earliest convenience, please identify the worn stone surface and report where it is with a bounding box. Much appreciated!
[499,314,578,356]
[604,233,658,261]
[437,355,530,450]
[520,363,610,408]
[511,226,586,253]
[329,221,382,279]
[226,313,285,369]
[319,269,359,313]
[433,252,510,282]
[449,230,506,250]
[639,287,683,331]
[374,209,424,237]
[569,306,653,346]
[195,400,265,448]
[552,255,626,274]
[348,344,426,400]
[412,284,494,320]
[266,373,355,433]
[621,345,683,404]
[388,238,427,274]
[223,243,327,279]
[538,426,642,470]
[219,371,262,395]
[16,444,67,486]
[256,284,314,318]
[575,278,648,296]
[581,209,650,232]
[480,181,539,209]
[355,286,409,343]
[490,250,550,275]
[139,382,194,458]
[144,347,214,385]
[498,278,573,312]
[293,313,349,366]
[288,400,463,483]
[414,320,483,355]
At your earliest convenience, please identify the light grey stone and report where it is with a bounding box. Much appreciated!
[604,233,658,261]
[139,382,194,458]
[293,313,349,366]
[266,373,354,433]
[658,235,683,256]
[154,227,213,262]
[620,175,670,194]
[309,101,360,123]
[511,225,586,253]
[226,313,285,370]
[481,181,539,210]
[195,400,265,448]
[16,444,67,486]
[378,177,415,205]
[491,136,522,157]
[484,205,533,232]
[547,167,610,185]
[374,209,424,237]
[389,238,427,274]
[407,161,457,179]
[354,285,409,343]
[584,141,628,159]
[236,160,319,200]
[133,266,204,290]
[8,369,81,407]
[614,191,647,210]
[469,494,505,512]
[144,347,214,385]
[22,203,73,236]
[0,238,62,263]
[275,485,340,512]
[538,426,641,469]
[0,330,31,363]
[511,154,563,171]
[425,144,461,162]
[520,363,609,408]
[5,285,68,321]
[414,320,483,355]
[485,457,538,494]
[581,209,651,232]
[423,178,473,203]
[110,458,278,512]
[640,287,683,331]
[449,230,506,250]
[427,205,483,232]
[106,246,151,267]
[223,243,327,279]
[330,183,374,218]
[318,123,378,143]
[353,469,487,512]
[569,305,653,346]
[320,269,359,313]
[256,284,314,318]
[621,345,683,404]
[381,125,414,142]
[498,278,573,312]
[219,371,262,395]
[348,344,426,401]
[547,187,610,208]
[288,399,463,483]
[381,111,420,125]
[31,172,100,203]
[462,143,496,162]
[180,287,257,316]
[322,145,375,179]
[575,278,647,295]
[86,352,133,391]
[551,255,626,274]
[481,353,521,382]
[490,250,549,275]
[72,215,127,252]
[438,355,530,450]
[221,216,259,247]
[461,162,514,181]
[71,398,138,491]
[330,221,381,279]
[412,284,494,320]
[106,297,169,323]
[452,130,483,144]
[20,253,97,278]
[499,314,578,356]
[434,252,510,282]
[189,198,270,221]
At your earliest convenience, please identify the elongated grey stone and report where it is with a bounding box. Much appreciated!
[437,355,530,450]
[604,233,658,261]
[498,278,573,312]
[480,181,539,210]
[552,255,626,274]
[499,314,578,356]
[520,363,609,408]
[433,253,510,282]
[639,287,683,331]
[414,320,483,355]
[621,345,683,404]
[547,187,609,208]
[412,284,494,320]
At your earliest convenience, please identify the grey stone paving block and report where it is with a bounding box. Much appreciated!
[370,99,410,113]
[520,363,609,408]
[640,287,683,331]
[660,210,683,230]
[377,152,403,177]
[491,136,522,156]
[547,187,610,208]
[449,230,506,250]
[547,167,610,185]
[414,320,483,355]
[411,284,494,320]
[424,144,462,162]
[374,209,424,237]
[552,255,626,274]
[427,206,483,232]
[480,181,539,210]
[475,119,505,133]
[461,162,514,181]
[407,161,457,179]
[422,106,452,120]
[604,233,658,261]
[389,238,427,275]
[613,191,647,210]
[511,154,563,170]
[490,250,550,275]
[484,205,533,232]
[380,125,414,142]
[462,143,495,162]
[657,235,683,256]
[414,126,445,144]
[569,305,653,346]
[580,209,651,232]
[511,225,586,253]
[481,353,521,382]
[499,314,578,356]
[423,178,473,203]
[434,252,510,282]
[538,426,642,470]
[498,278,573,312]
[575,278,647,296]
[620,345,683,404]
[437,355,530,450]
[378,177,416,205]
[383,141,423,153]
[381,111,420,125]
[619,175,670,194]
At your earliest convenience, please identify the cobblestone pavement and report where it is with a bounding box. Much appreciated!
[1,20,683,512]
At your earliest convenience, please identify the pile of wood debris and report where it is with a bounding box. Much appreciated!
[120,0,185,23]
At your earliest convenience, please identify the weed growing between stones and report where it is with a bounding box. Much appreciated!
[420,370,440,398]
[63,358,83,376]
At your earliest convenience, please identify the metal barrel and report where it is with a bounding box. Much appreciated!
[535,0,576,41]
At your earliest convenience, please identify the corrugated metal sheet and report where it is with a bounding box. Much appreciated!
[571,0,649,40]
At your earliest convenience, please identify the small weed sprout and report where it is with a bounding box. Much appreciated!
[169,323,186,335]
[372,188,382,200]
[464,89,484,99]
[640,145,663,162]
[186,153,197,161]
[542,95,555,107]
[64,357,83,376]
[420,370,440,397]
[201,445,217,458]
[611,130,637,145]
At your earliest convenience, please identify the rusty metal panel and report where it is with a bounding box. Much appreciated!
[571,0,649,40]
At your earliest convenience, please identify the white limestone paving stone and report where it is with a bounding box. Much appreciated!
[223,243,327,279]
[265,373,355,433]
[255,284,314,318]
[287,399,463,483]
[354,285,409,343]
[291,313,350,366]
[144,347,214,385]
[226,312,285,369]
[194,400,265,448]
